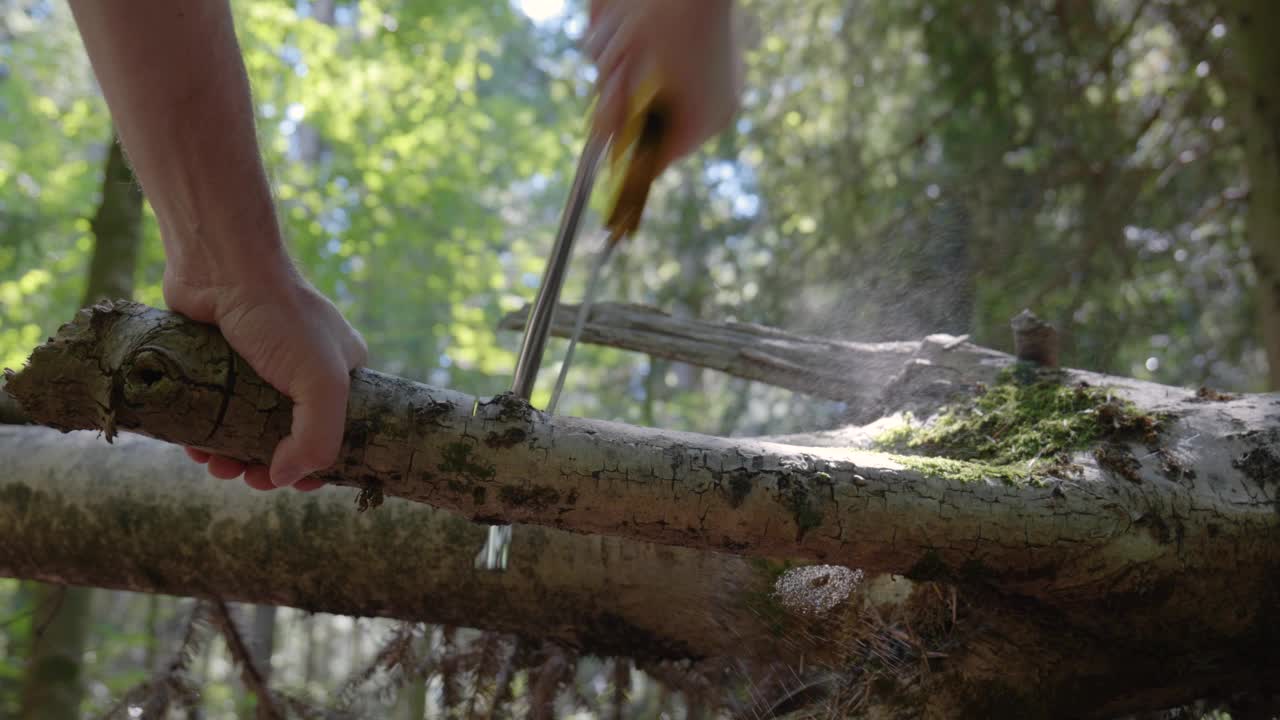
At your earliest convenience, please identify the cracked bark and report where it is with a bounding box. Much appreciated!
[6,300,1280,717]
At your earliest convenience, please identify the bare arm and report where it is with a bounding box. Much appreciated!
[69,0,367,491]
[68,0,289,296]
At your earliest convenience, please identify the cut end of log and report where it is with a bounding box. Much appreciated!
[3,299,143,434]
[4,299,263,452]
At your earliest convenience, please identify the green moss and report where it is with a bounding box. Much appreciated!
[873,366,1162,484]
[888,455,1037,486]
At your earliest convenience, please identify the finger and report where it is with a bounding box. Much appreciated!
[207,455,247,480]
[585,0,621,54]
[344,328,369,369]
[591,7,640,80]
[269,364,349,487]
[592,69,621,138]
[185,447,212,463]
[656,118,702,175]
[243,465,278,491]
[592,59,633,140]
[588,0,609,25]
[655,90,741,174]
[293,477,326,492]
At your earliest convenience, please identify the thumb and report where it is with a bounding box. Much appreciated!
[269,368,350,487]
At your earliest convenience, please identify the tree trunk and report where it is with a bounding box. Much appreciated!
[17,585,92,720]
[17,130,143,720]
[1224,0,1280,390]
[399,674,428,720]
[81,133,143,307]
[5,302,1280,717]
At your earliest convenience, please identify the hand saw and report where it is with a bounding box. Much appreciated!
[547,83,670,415]
[475,80,672,571]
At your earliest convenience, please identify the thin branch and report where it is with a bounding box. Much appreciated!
[209,599,283,720]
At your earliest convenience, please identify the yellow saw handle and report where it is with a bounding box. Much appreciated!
[602,74,671,241]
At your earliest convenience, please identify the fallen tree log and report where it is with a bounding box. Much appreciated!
[0,424,823,669]
[497,301,1014,416]
[7,300,1280,717]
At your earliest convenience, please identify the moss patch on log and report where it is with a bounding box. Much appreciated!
[874,365,1163,484]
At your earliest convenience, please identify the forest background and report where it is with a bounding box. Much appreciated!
[0,0,1272,716]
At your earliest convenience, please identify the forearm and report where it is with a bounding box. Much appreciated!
[69,0,291,287]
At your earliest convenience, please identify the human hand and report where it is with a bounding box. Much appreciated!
[585,0,743,172]
[164,262,368,492]
[68,0,366,491]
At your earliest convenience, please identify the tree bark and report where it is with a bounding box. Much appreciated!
[243,603,278,719]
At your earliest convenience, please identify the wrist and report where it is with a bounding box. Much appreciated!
[158,192,291,279]
[162,224,301,325]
